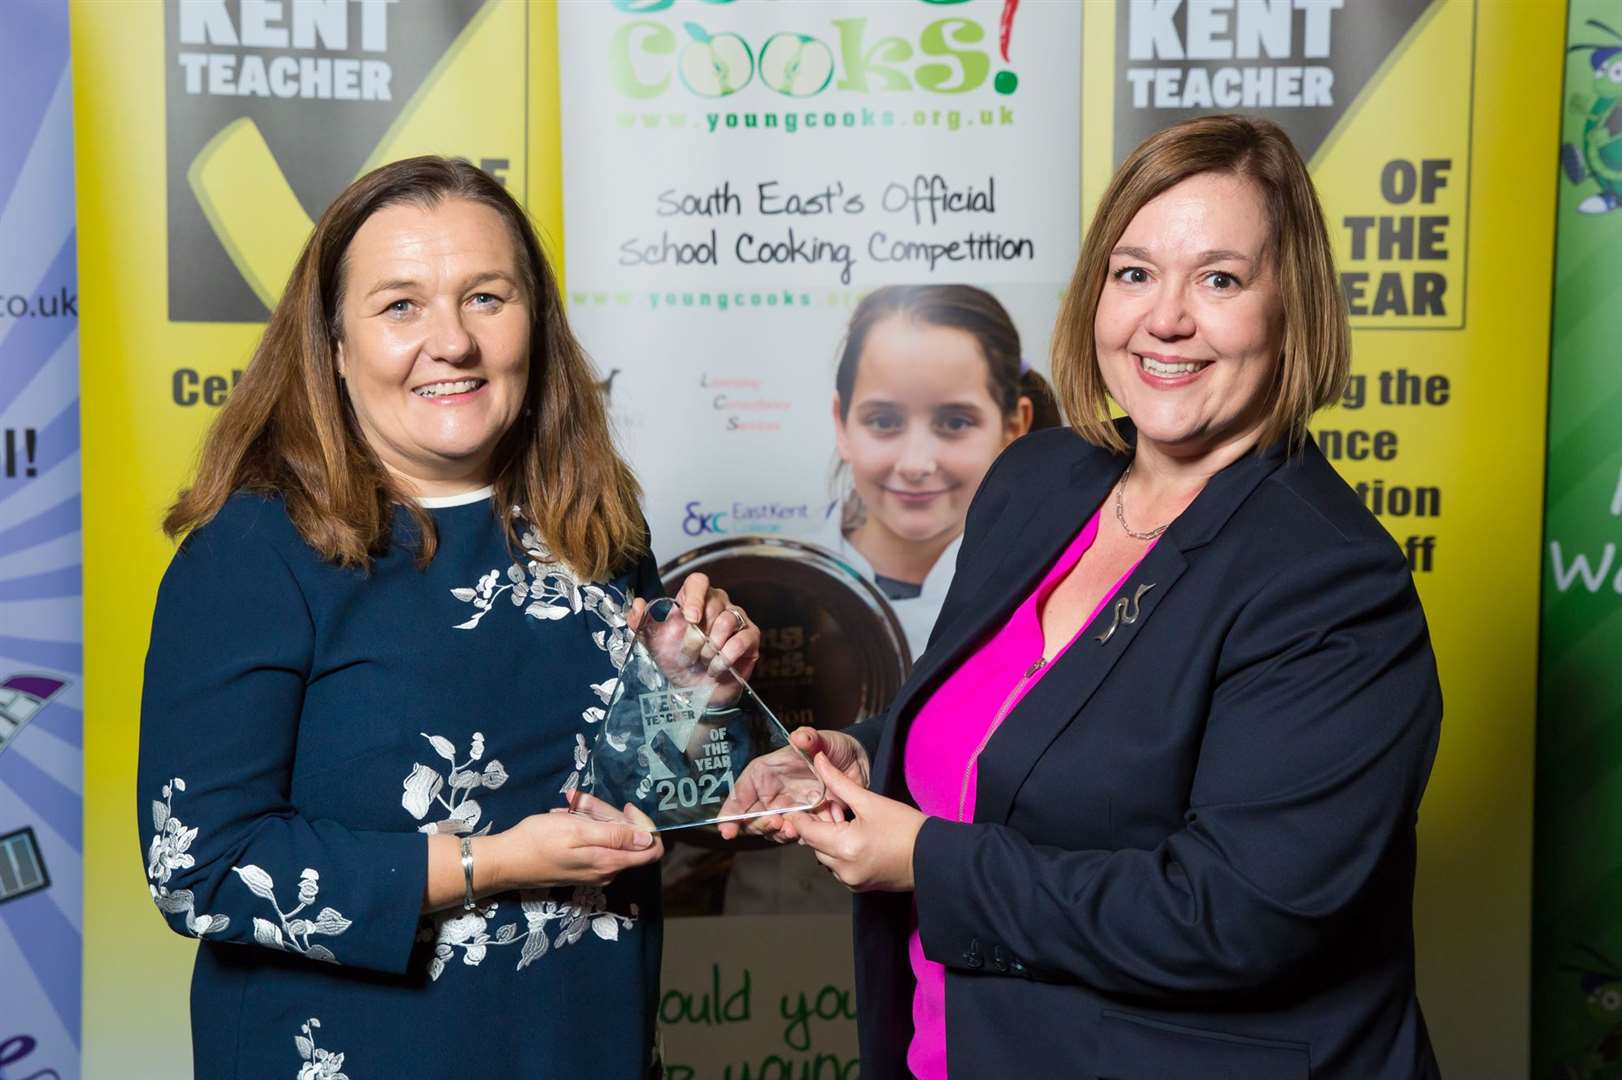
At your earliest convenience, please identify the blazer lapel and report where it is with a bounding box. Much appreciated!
[971,435,1292,826]
[872,457,1124,796]
[971,539,1187,826]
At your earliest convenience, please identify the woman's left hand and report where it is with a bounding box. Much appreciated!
[629,572,760,682]
[792,754,927,892]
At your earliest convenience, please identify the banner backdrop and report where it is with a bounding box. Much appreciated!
[0,3,83,1079]
[70,1,1560,1077]
[558,3,1082,1073]
[1532,2,1622,1076]
[564,1,1561,1074]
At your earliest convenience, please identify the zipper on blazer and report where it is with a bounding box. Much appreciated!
[957,656,1046,822]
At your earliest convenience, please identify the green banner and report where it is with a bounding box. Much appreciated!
[1533,5,1622,1078]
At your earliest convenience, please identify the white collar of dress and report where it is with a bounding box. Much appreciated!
[415,486,495,508]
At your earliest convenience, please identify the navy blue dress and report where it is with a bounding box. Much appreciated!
[138,491,662,1079]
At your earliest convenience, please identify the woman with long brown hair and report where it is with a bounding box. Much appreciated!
[138,156,757,1078]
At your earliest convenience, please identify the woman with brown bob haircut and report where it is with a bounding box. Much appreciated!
[137,156,757,1079]
[750,115,1442,1078]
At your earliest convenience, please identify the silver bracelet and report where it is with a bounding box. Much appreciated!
[459,836,477,912]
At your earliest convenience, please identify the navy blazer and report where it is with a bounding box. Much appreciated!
[847,424,1442,1079]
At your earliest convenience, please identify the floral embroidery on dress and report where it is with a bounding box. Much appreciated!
[401,730,507,836]
[446,514,635,798]
[399,728,641,981]
[231,864,352,964]
[419,886,639,982]
[422,516,642,980]
[147,783,350,962]
[450,520,631,646]
[294,1017,349,1080]
[147,777,232,938]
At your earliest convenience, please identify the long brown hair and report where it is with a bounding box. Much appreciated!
[165,156,645,579]
[1051,114,1349,454]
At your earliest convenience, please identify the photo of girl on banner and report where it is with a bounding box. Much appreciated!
[663,283,1060,916]
[822,284,1060,657]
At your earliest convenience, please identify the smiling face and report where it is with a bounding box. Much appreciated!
[834,315,1027,563]
[335,197,530,496]
[1094,171,1285,464]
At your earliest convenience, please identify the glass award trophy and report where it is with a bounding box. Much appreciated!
[577,597,826,832]
[646,539,913,913]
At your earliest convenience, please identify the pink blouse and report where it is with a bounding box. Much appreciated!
[900,506,1154,1078]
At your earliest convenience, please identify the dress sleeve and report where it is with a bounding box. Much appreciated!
[911,539,1442,997]
[137,500,427,974]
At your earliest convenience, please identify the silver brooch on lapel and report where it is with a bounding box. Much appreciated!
[1096,583,1155,645]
